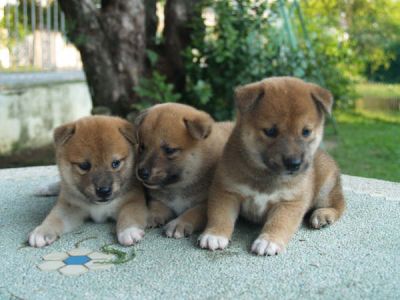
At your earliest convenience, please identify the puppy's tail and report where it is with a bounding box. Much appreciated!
[33,181,61,197]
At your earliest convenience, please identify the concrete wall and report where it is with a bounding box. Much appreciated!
[0,72,92,154]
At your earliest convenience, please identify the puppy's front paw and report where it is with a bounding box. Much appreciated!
[147,213,170,228]
[118,227,144,246]
[251,236,284,256]
[198,233,229,251]
[310,208,337,229]
[164,218,193,239]
[28,226,58,248]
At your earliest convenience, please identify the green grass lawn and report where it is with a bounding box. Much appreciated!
[356,83,400,99]
[325,111,400,182]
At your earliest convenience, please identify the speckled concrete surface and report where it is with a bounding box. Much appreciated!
[0,166,399,300]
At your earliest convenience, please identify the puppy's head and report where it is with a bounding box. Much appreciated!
[235,77,333,176]
[134,103,214,189]
[54,116,136,204]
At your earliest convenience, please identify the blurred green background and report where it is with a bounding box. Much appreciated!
[1,0,399,182]
[135,0,400,182]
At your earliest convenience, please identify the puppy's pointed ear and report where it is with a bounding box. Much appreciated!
[134,109,148,128]
[234,82,265,114]
[53,123,75,147]
[310,83,333,116]
[119,120,136,145]
[184,112,214,140]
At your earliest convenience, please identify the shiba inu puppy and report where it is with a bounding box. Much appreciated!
[28,116,148,247]
[199,77,345,255]
[135,103,233,238]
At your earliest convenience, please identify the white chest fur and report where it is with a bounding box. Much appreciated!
[233,184,296,224]
[87,198,122,223]
[161,195,194,215]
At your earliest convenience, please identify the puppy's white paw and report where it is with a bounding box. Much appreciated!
[28,226,58,248]
[118,227,144,246]
[164,218,193,239]
[198,233,229,251]
[251,237,283,256]
[34,181,60,197]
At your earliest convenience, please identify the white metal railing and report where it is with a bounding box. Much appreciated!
[1,0,82,71]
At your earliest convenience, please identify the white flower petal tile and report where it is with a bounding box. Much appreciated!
[59,265,88,276]
[38,261,65,271]
[38,248,115,276]
[67,248,92,256]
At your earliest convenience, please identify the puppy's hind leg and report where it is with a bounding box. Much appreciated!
[310,176,345,229]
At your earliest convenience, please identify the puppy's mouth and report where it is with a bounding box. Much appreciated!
[161,174,181,186]
[141,182,161,190]
[282,162,310,176]
[283,170,299,176]
[262,159,309,176]
[135,174,162,189]
[91,195,115,204]
[88,191,120,204]
[140,174,181,190]
[93,199,112,204]
[262,159,280,174]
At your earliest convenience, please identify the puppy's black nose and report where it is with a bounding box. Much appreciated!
[96,186,112,199]
[283,157,302,172]
[137,168,150,181]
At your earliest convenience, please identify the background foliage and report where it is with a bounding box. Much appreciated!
[135,0,400,120]
[1,0,398,181]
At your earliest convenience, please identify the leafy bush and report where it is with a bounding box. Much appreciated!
[182,0,273,119]
[366,42,400,83]
[183,0,356,119]
[135,0,355,119]
[133,50,181,111]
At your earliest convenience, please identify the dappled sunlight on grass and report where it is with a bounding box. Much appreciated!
[354,109,400,123]
[333,110,400,124]
[356,83,400,99]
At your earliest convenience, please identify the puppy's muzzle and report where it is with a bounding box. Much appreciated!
[136,166,179,188]
[137,168,151,181]
[95,186,113,201]
[136,167,164,187]
[282,156,302,172]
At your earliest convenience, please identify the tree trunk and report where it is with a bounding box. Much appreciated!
[59,0,146,116]
[162,0,202,93]
[145,0,158,50]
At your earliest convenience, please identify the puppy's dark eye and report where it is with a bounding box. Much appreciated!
[78,162,91,171]
[111,160,121,169]
[139,143,145,153]
[264,126,278,138]
[163,146,178,156]
[302,128,312,137]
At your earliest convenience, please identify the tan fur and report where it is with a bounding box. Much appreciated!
[28,116,148,247]
[199,77,345,255]
[135,103,233,238]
